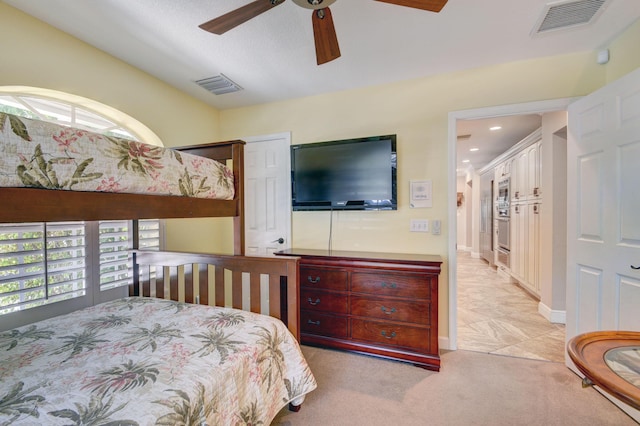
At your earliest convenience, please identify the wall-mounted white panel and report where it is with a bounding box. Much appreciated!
[576,265,603,333]
[618,275,640,329]
[577,152,603,241]
[619,141,640,247]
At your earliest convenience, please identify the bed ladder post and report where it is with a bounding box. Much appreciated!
[232,141,245,256]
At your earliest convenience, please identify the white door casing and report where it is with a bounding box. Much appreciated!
[243,133,292,256]
[447,98,574,351]
[566,68,640,419]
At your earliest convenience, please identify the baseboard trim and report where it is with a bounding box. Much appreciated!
[439,336,451,351]
[538,302,566,324]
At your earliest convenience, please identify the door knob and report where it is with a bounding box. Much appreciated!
[632,265,640,270]
[272,237,285,244]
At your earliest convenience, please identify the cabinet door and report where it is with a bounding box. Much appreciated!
[511,202,528,282]
[527,142,541,199]
[514,150,528,201]
[526,202,541,295]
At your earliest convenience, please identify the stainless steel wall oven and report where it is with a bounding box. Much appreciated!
[497,178,510,217]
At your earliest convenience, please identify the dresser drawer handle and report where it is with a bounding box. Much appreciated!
[307,319,321,326]
[381,306,397,315]
[381,282,397,289]
[307,276,321,284]
[307,298,321,306]
[381,330,396,339]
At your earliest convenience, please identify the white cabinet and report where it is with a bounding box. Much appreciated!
[526,142,541,199]
[526,202,541,295]
[488,128,543,297]
[511,140,541,202]
[508,137,542,297]
[510,202,527,282]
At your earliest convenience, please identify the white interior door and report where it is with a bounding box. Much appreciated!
[566,68,640,419]
[566,67,640,341]
[243,133,292,256]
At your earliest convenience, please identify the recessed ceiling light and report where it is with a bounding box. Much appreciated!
[469,147,479,152]
[490,126,502,131]
[462,159,470,163]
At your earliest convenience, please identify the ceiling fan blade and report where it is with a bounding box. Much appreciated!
[199,0,285,35]
[374,0,448,13]
[312,8,341,65]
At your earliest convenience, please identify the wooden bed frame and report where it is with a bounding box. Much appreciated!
[131,250,300,341]
[0,139,302,340]
[0,140,246,253]
[1,127,307,414]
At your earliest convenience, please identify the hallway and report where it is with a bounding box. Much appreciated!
[456,251,566,363]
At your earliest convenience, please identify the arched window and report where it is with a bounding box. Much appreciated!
[0,86,162,146]
[0,87,162,326]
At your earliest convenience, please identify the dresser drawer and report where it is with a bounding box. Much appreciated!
[351,272,430,299]
[351,296,430,325]
[301,288,348,314]
[301,311,348,339]
[351,318,431,352]
[300,267,348,291]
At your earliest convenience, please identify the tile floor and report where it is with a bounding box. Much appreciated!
[456,251,566,363]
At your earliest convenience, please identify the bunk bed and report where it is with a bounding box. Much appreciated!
[0,113,314,425]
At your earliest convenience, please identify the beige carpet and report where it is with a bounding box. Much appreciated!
[272,346,637,426]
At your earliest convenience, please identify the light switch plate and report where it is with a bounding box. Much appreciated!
[432,220,441,235]
[410,219,429,232]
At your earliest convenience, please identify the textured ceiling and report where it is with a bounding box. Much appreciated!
[4,0,639,110]
[4,0,637,173]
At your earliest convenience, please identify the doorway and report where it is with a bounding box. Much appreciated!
[447,98,573,357]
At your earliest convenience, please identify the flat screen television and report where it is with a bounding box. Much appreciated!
[291,135,397,211]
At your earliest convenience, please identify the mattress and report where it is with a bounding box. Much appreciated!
[0,297,316,425]
[0,113,234,200]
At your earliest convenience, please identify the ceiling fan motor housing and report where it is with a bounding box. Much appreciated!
[292,0,337,10]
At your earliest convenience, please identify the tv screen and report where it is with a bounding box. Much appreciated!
[291,135,397,211]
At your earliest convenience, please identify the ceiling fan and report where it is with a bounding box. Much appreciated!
[199,0,448,65]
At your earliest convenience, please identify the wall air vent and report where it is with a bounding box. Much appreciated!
[195,74,243,95]
[532,0,607,35]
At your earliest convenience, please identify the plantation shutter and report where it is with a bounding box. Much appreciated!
[99,219,160,291]
[0,222,86,315]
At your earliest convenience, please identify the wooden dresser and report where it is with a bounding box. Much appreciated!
[276,249,442,371]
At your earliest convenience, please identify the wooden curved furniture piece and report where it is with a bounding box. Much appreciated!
[567,331,640,411]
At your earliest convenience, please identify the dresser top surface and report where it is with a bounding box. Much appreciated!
[276,248,442,265]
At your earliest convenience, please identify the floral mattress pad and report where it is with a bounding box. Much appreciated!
[0,113,234,199]
[0,297,316,425]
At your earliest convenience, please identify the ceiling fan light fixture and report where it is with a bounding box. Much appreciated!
[292,0,337,10]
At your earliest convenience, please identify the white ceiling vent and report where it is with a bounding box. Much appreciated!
[195,74,243,95]
[532,0,608,35]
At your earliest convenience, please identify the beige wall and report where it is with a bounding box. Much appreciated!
[2,1,639,340]
[218,21,640,340]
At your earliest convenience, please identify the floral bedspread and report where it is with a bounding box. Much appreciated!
[0,113,234,199]
[0,298,316,425]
